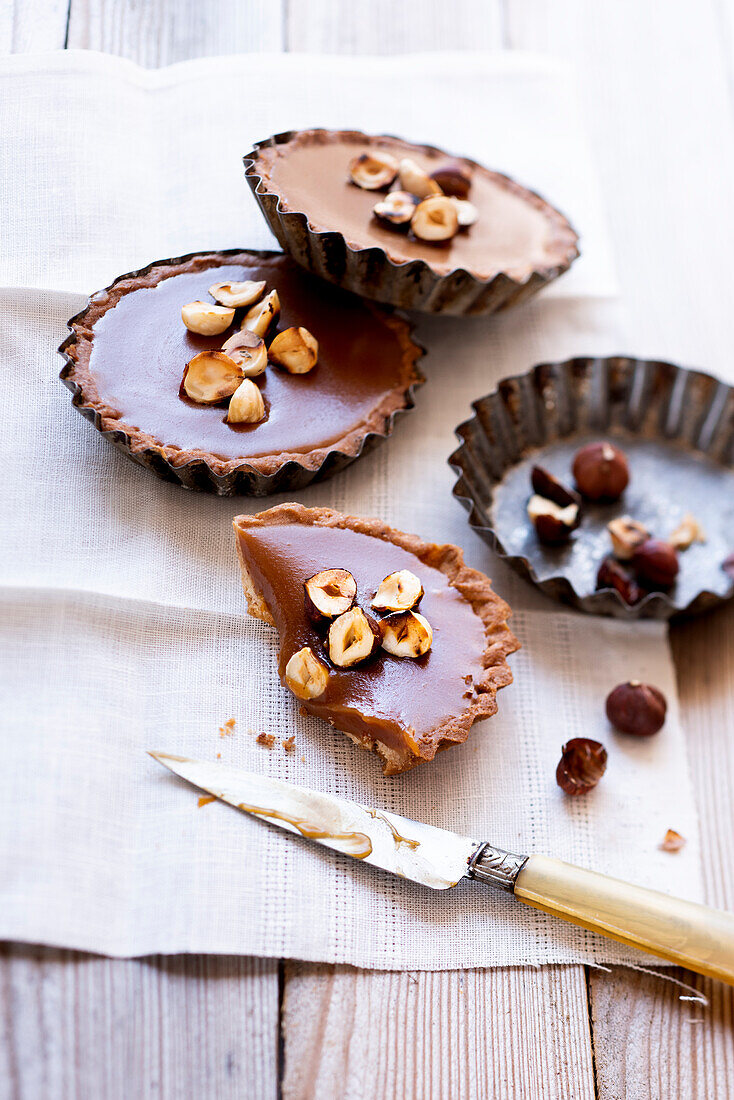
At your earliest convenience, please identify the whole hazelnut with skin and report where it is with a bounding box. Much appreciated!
[572,442,629,502]
[631,538,679,588]
[556,739,608,795]
[606,681,667,736]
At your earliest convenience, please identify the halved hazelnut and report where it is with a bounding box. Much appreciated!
[372,190,417,227]
[209,280,267,309]
[380,610,433,659]
[429,162,472,199]
[660,829,686,853]
[226,378,265,424]
[181,301,235,336]
[596,556,643,605]
[285,646,330,700]
[221,330,268,377]
[304,569,357,622]
[348,151,399,191]
[327,608,382,668]
[527,495,579,544]
[398,157,442,199]
[411,196,459,242]
[371,570,423,613]
[268,327,318,374]
[668,512,706,550]
[450,198,479,228]
[607,516,649,561]
[241,290,280,338]
[182,351,242,404]
[531,466,580,509]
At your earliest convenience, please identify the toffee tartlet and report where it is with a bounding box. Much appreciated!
[60,249,424,495]
[244,129,579,316]
[233,504,519,774]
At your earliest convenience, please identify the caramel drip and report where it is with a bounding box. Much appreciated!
[238,803,373,859]
[367,809,420,850]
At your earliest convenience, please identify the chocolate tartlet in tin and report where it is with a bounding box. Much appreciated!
[234,504,519,774]
[450,356,734,619]
[244,129,579,317]
[59,249,424,495]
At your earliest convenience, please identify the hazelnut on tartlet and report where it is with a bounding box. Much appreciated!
[572,442,629,502]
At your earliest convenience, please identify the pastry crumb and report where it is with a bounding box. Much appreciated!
[660,828,686,852]
[216,752,221,759]
[218,717,236,737]
[256,732,276,748]
[299,706,309,717]
[198,795,216,808]
[282,736,296,753]
[301,755,306,763]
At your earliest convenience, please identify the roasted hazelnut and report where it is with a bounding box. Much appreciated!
[304,568,357,622]
[227,378,265,424]
[268,327,318,374]
[527,495,579,544]
[449,198,479,228]
[531,465,580,509]
[241,290,280,338]
[327,608,382,668]
[605,680,666,736]
[631,538,679,588]
[181,301,235,336]
[372,190,417,227]
[429,161,472,199]
[398,157,442,199]
[556,738,608,795]
[380,610,433,658]
[209,280,266,309]
[285,646,330,700]
[596,557,643,605]
[221,330,268,377]
[572,442,629,502]
[411,196,459,242]
[349,151,399,191]
[668,512,706,550]
[182,351,242,404]
[607,516,649,561]
[371,569,423,613]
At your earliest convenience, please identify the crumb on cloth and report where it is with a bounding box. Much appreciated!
[256,732,276,748]
[283,736,296,753]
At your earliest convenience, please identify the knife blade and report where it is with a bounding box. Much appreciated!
[149,751,734,985]
[149,751,479,889]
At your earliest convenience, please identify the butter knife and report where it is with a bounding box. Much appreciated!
[149,752,734,985]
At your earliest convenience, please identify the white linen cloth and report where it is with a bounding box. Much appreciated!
[0,52,703,969]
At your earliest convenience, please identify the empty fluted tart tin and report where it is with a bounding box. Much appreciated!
[450,356,734,619]
[244,129,579,316]
[59,248,424,496]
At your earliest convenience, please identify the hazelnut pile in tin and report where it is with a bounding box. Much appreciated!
[349,150,478,244]
[233,504,519,775]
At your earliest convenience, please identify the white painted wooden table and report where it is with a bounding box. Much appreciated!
[3,2,734,1096]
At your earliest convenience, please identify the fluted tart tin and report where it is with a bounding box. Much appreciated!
[59,248,425,497]
[449,356,734,619]
[243,129,580,317]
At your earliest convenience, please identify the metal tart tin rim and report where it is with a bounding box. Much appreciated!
[58,247,426,497]
[448,354,734,620]
[243,129,580,317]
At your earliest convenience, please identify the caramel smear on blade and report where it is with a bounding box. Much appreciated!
[238,804,373,858]
[198,795,217,808]
[367,809,420,850]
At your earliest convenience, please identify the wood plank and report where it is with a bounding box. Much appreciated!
[285,0,502,54]
[0,943,280,1100]
[281,962,595,1100]
[65,0,284,66]
[505,1,734,1095]
[0,0,69,53]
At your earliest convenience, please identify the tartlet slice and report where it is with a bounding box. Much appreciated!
[233,504,519,774]
[59,249,424,496]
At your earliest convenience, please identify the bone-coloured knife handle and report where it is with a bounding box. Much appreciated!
[513,854,734,985]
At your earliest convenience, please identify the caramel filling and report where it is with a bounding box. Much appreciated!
[88,257,411,461]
